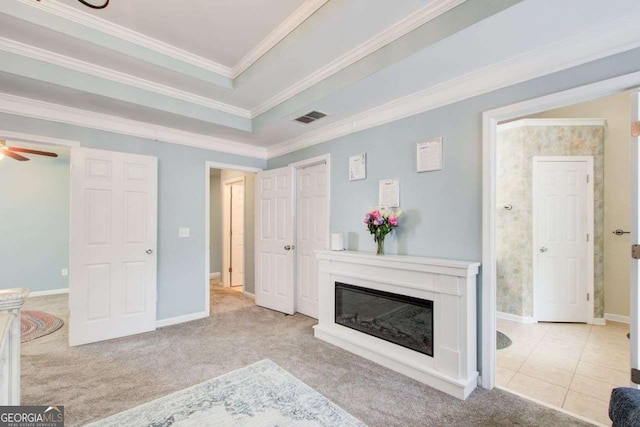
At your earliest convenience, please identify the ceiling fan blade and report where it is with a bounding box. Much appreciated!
[4,150,29,161]
[9,147,58,157]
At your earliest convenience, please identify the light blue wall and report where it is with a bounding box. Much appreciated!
[0,149,70,293]
[0,115,265,321]
[268,47,640,369]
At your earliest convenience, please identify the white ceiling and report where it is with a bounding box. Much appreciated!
[0,0,638,158]
[59,0,308,67]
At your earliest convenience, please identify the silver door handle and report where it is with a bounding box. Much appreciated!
[539,247,548,253]
[146,249,153,254]
[284,245,296,251]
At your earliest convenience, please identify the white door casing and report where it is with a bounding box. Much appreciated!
[255,167,295,314]
[631,92,640,387]
[533,157,593,323]
[231,181,245,287]
[69,147,157,346]
[295,162,329,319]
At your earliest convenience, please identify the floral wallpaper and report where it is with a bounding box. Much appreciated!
[496,125,605,318]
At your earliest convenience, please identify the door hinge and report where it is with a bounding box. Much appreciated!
[228,267,232,273]
[633,245,640,260]
[632,121,640,137]
[586,233,590,242]
[587,293,590,302]
[632,368,640,385]
[586,174,590,183]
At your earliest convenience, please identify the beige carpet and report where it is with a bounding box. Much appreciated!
[21,286,595,427]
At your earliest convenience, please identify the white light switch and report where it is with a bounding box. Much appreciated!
[61,268,69,277]
[179,227,190,238]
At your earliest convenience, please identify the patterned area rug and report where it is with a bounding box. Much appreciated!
[21,310,64,343]
[497,331,512,350]
[87,360,365,427]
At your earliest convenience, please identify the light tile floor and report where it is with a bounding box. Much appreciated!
[497,319,630,426]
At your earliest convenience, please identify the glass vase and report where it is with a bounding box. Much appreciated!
[376,237,385,255]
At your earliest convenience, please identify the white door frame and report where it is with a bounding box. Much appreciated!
[532,156,595,324]
[205,161,262,316]
[222,176,245,287]
[482,70,640,390]
[289,154,331,315]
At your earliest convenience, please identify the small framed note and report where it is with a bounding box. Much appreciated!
[417,137,443,172]
[349,153,366,181]
[379,178,400,208]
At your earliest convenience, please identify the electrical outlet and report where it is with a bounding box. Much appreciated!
[179,227,190,238]
[61,268,69,277]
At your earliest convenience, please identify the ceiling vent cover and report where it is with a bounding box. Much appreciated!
[294,111,327,124]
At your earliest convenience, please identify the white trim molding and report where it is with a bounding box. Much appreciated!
[498,118,608,132]
[496,311,536,324]
[17,0,234,78]
[0,93,267,160]
[232,0,329,77]
[605,313,631,324]
[0,37,250,119]
[266,13,640,159]
[156,311,209,328]
[209,272,221,280]
[242,291,255,300]
[0,130,80,148]
[592,318,606,326]
[482,70,640,392]
[252,0,464,117]
[28,288,69,298]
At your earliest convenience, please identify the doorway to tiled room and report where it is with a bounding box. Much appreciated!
[494,92,632,426]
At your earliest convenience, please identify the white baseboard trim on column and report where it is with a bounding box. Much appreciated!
[592,318,606,326]
[496,311,536,324]
[28,288,69,298]
[605,313,630,324]
[209,272,221,279]
[242,291,255,300]
[156,311,208,328]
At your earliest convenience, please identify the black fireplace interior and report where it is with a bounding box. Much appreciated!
[335,282,433,357]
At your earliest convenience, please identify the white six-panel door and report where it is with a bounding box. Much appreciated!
[69,147,157,346]
[534,157,592,323]
[255,167,294,314]
[230,181,245,287]
[295,163,328,319]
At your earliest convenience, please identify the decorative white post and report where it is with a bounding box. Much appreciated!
[0,288,30,405]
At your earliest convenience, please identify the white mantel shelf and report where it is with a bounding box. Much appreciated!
[314,250,480,400]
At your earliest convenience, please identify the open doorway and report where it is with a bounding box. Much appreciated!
[488,91,633,424]
[206,163,259,309]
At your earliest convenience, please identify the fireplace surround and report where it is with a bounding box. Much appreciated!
[314,250,480,399]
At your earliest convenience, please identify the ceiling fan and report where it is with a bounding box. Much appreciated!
[35,0,109,10]
[0,140,59,162]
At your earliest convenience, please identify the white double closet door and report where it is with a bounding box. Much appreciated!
[255,162,328,318]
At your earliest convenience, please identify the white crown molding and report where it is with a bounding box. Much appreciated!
[232,0,329,77]
[266,13,640,159]
[0,130,80,147]
[0,93,267,160]
[17,0,329,81]
[497,118,607,132]
[17,0,234,78]
[252,0,466,117]
[0,37,251,119]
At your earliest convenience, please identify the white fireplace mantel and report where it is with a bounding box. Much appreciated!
[313,250,480,399]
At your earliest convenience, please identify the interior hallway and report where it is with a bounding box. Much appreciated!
[497,318,630,425]
[20,291,594,427]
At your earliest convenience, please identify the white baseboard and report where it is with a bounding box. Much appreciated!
[496,311,536,324]
[156,311,208,328]
[209,272,221,279]
[28,288,69,298]
[592,317,606,326]
[242,291,255,300]
[605,313,630,324]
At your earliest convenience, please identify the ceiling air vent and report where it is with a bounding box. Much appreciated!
[294,111,327,124]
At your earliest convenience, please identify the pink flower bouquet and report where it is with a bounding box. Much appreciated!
[363,208,401,255]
